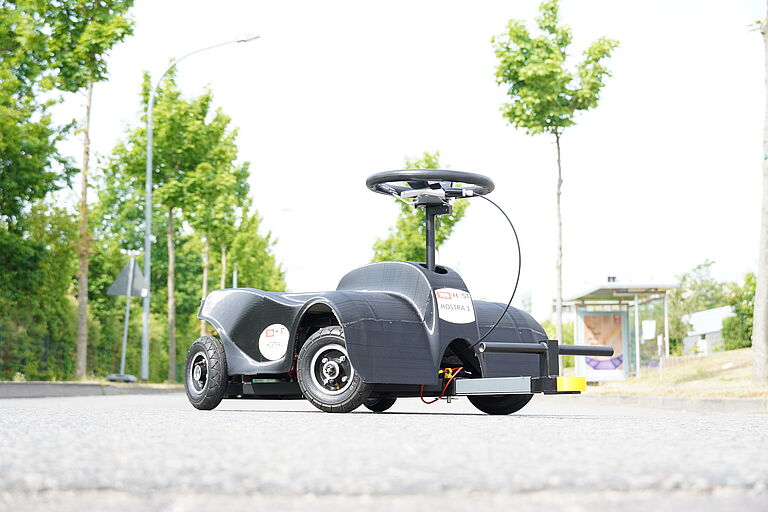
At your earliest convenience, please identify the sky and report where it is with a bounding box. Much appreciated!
[55,0,765,318]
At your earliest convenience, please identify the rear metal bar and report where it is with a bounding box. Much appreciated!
[478,342,547,354]
[478,340,614,380]
[478,341,613,358]
[559,344,614,357]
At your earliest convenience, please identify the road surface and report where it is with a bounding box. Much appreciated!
[0,393,765,511]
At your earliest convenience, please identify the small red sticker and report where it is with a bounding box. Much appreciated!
[266,329,275,337]
[437,291,452,300]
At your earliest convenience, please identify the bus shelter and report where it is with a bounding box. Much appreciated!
[564,282,678,381]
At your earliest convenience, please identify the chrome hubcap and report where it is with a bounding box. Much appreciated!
[188,351,208,395]
[310,344,354,395]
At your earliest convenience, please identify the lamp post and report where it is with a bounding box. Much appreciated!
[141,34,260,381]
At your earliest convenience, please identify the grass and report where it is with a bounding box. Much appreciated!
[583,348,768,399]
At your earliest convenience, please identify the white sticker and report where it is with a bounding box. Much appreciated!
[258,323,290,361]
[435,288,475,324]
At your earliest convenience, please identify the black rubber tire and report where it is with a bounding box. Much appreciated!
[297,326,372,413]
[468,394,533,415]
[364,397,397,413]
[184,336,228,410]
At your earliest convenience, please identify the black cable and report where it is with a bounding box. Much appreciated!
[466,194,522,351]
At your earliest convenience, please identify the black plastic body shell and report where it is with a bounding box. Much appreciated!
[197,261,548,386]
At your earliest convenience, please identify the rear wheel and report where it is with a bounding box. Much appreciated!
[297,326,372,413]
[468,394,533,415]
[184,336,228,410]
[364,397,397,413]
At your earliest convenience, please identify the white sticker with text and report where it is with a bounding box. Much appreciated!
[258,323,290,361]
[435,288,475,324]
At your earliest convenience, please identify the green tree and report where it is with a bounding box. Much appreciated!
[722,273,755,351]
[493,0,617,346]
[668,260,729,351]
[56,1,134,379]
[184,160,250,336]
[103,75,249,380]
[0,0,134,378]
[372,151,468,262]
[0,1,133,226]
[0,2,73,228]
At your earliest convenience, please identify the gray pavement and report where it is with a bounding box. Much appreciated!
[0,393,765,511]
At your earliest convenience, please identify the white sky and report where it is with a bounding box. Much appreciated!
[55,0,765,317]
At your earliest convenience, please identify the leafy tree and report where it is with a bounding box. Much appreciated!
[492,0,617,344]
[0,0,134,378]
[722,273,755,350]
[0,97,70,231]
[0,0,132,227]
[94,167,215,381]
[184,159,250,333]
[58,1,134,379]
[668,260,729,351]
[372,151,468,262]
[103,75,250,380]
[0,3,73,229]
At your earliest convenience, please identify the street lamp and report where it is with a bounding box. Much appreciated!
[141,34,260,381]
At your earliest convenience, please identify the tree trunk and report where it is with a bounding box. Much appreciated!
[167,206,176,382]
[555,132,564,345]
[75,82,93,379]
[200,236,210,337]
[754,12,768,384]
[220,244,227,289]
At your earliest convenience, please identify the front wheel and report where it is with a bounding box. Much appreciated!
[297,326,372,413]
[184,336,228,410]
[468,394,533,415]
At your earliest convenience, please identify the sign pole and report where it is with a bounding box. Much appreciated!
[663,291,670,358]
[634,294,641,377]
[120,254,136,375]
[657,333,664,381]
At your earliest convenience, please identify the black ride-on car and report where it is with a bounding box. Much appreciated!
[184,170,612,414]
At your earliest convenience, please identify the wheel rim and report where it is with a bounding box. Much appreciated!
[188,350,208,395]
[309,343,354,396]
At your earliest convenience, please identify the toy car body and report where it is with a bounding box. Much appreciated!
[185,170,612,414]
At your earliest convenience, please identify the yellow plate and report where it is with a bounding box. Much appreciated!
[557,376,586,392]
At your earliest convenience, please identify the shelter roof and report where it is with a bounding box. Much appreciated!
[565,283,678,303]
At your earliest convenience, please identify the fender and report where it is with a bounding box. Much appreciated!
[331,261,480,385]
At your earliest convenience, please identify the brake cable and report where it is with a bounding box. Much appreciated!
[389,184,522,352]
[465,195,522,351]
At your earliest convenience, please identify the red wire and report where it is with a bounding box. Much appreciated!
[419,366,463,405]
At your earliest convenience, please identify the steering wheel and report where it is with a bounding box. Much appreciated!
[366,169,495,199]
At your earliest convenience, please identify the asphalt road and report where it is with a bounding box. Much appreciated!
[0,393,765,511]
